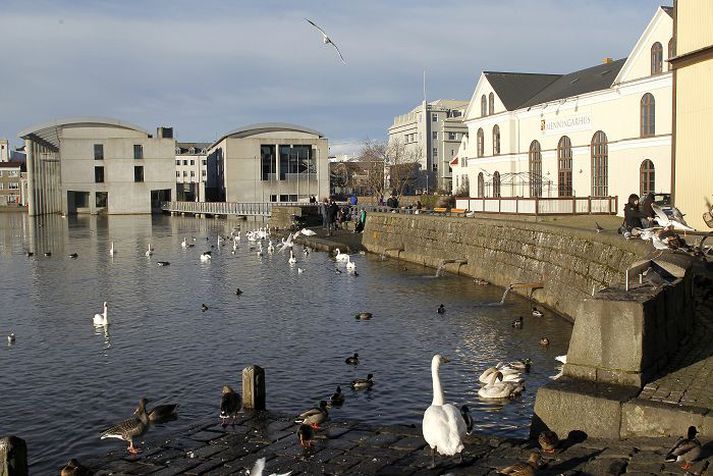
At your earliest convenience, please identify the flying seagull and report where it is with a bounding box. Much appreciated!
[305,18,346,64]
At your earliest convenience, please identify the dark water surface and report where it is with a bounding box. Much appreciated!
[0,213,572,473]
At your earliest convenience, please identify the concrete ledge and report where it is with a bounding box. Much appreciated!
[621,398,713,438]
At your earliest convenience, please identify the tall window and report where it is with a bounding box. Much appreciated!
[528,140,542,197]
[591,131,608,196]
[477,172,484,197]
[133,144,143,160]
[668,38,675,71]
[477,128,484,157]
[481,95,487,117]
[640,160,655,196]
[557,136,573,197]
[651,42,663,75]
[95,166,104,183]
[488,92,495,115]
[134,166,144,183]
[492,171,501,198]
[94,144,104,160]
[261,144,276,181]
[492,125,500,155]
[640,93,655,137]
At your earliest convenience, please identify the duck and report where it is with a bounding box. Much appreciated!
[422,354,468,468]
[334,248,349,262]
[478,371,524,400]
[288,249,297,265]
[200,251,212,262]
[146,400,179,423]
[109,242,116,256]
[334,268,343,274]
[345,256,356,272]
[355,312,372,320]
[296,400,329,428]
[303,246,310,256]
[69,253,79,259]
[351,373,374,390]
[437,304,446,315]
[460,405,474,435]
[665,425,702,470]
[249,457,293,476]
[219,385,241,427]
[44,251,52,257]
[100,398,150,454]
[25,250,34,257]
[93,302,109,326]
[201,304,208,312]
[497,452,541,476]
[474,278,489,286]
[507,359,532,372]
[157,261,170,266]
[297,423,315,449]
[538,430,559,454]
[297,267,305,274]
[539,337,550,346]
[60,458,93,476]
[7,333,15,345]
[345,352,359,365]
[512,316,523,328]
[532,307,543,318]
[145,244,153,257]
[181,238,188,248]
[330,386,345,406]
[235,288,244,296]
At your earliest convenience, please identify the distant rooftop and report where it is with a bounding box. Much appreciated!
[210,123,325,149]
[19,117,150,150]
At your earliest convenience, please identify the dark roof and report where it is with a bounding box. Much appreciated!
[661,6,673,19]
[483,72,561,110]
[520,58,626,108]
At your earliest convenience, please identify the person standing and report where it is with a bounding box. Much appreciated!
[327,199,339,236]
[321,198,329,230]
[349,193,358,206]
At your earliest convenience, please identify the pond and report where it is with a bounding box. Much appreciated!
[0,213,572,473]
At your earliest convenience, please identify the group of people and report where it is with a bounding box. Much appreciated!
[622,192,688,250]
[319,196,366,236]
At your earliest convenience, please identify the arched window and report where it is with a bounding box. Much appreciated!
[591,131,608,196]
[557,136,573,197]
[477,172,484,197]
[488,92,495,115]
[668,38,675,71]
[481,95,487,117]
[492,171,501,198]
[477,128,484,158]
[640,160,655,196]
[528,141,542,197]
[651,42,663,75]
[640,93,655,137]
[492,125,500,156]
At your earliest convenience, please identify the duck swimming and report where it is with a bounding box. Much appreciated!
[351,373,374,390]
[437,304,446,314]
[512,316,523,328]
[532,307,543,317]
[330,386,345,406]
[345,352,359,365]
[355,312,372,320]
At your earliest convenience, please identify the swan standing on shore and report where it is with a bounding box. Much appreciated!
[423,354,467,468]
[93,302,109,326]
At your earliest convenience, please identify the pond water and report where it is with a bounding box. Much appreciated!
[0,213,572,473]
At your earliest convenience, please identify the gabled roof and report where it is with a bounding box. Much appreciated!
[661,6,673,19]
[210,123,324,149]
[484,72,561,110]
[521,58,626,108]
[19,117,150,151]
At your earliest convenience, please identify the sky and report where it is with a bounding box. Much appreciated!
[0,0,667,155]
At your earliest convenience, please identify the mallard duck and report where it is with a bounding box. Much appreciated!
[100,398,150,454]
[532,307,543,317]
[422,355,468,468]
[60,458,93,476]
[330,386,345,406]
[351,373,374,390]
[538,430,559,454]
[157,261,170,266]
[498,451,540,475]
[297,423,314,448]
[665,425,701,470]
[345,352,359,365]
[437,304,446,314]
[69,253,79,259]
[354,312,372,320]
[219,385,241,426]
[539,337,550,346]
[296,400,328,428]
[506,359,532,372]
[146,401,179,423]
[512,316,523,328]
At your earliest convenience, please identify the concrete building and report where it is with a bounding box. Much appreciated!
[0,139,9,162]
[175,142,209,202]
[672,1,713,230]
[0,161,25,205]
[19,118,175,215]
[388,99,468,192]
[452,7,673,216]
[205,123,329,203]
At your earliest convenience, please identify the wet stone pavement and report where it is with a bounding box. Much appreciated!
[87,411,712,475]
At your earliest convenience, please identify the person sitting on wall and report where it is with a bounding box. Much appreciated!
[638,192,657,228]
[349,193,358,206]
[622,193,648,239]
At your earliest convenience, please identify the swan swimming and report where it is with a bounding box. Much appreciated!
[345,256,356,272]
[478,371,524,399]
[334,248,349,262]
[288,249,297,265]
[181,238,188,248]
[422,354,467,468]
[145,244,153,257]
[109,242,116,256]
[93,302,109,326]
[200,251,212,262]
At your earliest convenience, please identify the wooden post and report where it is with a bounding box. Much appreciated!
[0,436,28,476]
[242,365,266,411]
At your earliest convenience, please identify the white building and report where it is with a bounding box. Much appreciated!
[0,139,9,162]
[20,118,176,215]
[175,142,209,201]
[388,99,468,192]
[452,6,673,215]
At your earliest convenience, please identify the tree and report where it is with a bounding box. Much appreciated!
[358,138,421,199]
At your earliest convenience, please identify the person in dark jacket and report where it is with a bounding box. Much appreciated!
[327,200,339,235]
[623,193,648,236]
[638,192,656,228]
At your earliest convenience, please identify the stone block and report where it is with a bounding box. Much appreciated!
[620,398,712,438]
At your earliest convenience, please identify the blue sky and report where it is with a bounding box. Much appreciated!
[0,1,667,154]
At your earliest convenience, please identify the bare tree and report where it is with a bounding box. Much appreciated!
[358,138,421,200]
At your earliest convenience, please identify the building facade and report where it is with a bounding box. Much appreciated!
[0,161,25,205]
[388,99,468,192]
[452,7,673,216]
[205,123,329,203]
[175,142,209,202]
[20,118,176,215]
[672,1,713,230]
[0,139,9,162]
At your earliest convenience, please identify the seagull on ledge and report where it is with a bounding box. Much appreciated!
[305,18,346,64]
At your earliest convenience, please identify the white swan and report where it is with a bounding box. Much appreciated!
[256,242,264,257]
[278,233,294,253]
[145,244,153,257]
[200,252,212,262]
[478,367,523,384]
[93,301,109,326]
[267,240,275,254]
[422,354,467,468]
[288,249,297,265]
[478,371,524,400]
[249,456,292,476]
[555,355,567,364]
[334,248,349,262]
[299,228,316,236]
[181,238,188,248]
[109,242,116,256]
[345,256,356,272]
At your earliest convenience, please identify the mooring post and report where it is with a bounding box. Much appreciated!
[0,436,28,476]
[242,365,266,410]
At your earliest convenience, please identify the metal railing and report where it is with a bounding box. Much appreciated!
[455,196,618,215]
[161,201,319,217]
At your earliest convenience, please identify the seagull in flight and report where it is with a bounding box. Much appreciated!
[305,18,346,64]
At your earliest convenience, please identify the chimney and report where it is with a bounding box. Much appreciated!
[602,57,613,64]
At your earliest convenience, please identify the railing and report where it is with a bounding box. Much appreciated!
[455,196,618,215]
[161,201,319,217]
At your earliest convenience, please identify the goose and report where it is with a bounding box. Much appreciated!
[288,249,297,265]
[145,244,153,257]
[437,304,445,314]
[7,333,15,344]
[100,398,150,454]
[146,400,179,423]
[334,248,349,262]
[538,430,559,454]
[249,456,293,476]
[330,386,345,406]
[351,373,374,390]
[422,354,468,468]
[157,261,170,266]
[296,400,328,428]
[345,256,356,272]
[478,371,524,399]
[297,424,314,449]
[181,238,188,248]
[69,253,79,259]
[200,251,212,262]
[539,337,550,346]
[531,307,543,318]
[60,458,92,476]
[497,452,540,476]
[219,385,241,427]
[93,302,109,326]
[512,316,523,328]
[665,425,701,470]
[345,352,359,365]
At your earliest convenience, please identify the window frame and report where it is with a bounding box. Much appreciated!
[651,42,663,75]
[590,130,608,197]
[477,128,484,158]
[492,125,500,156]
[557,136,573,197]
[640,93,655,137]
[528,141,542,197]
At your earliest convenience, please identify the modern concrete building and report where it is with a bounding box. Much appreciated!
[452,7,673,217]
[672,1,713,230]
[19,118,175,215]
[388,100,468,192]
[175,142,209,202]
[205,123,329,203]
[0,139,9,162]
[0,161,25,205]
